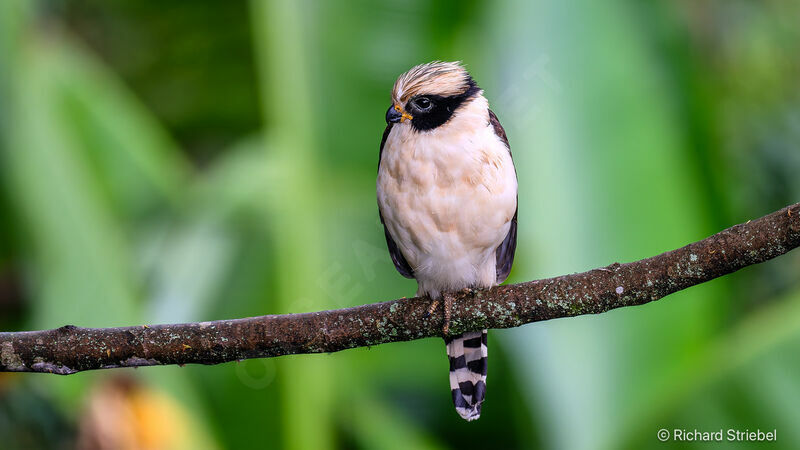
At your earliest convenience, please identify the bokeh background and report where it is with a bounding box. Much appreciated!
[1,0,799,449]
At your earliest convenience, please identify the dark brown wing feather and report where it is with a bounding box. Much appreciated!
[489,109,518,283]
[378,123,392,171]
[489,109,510,150]
[378,124,414,278]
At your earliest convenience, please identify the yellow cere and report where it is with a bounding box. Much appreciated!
[394,104,413,122]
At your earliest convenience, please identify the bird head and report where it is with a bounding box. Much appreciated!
[386,61,482,131]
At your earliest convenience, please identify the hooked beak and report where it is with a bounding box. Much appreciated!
[386,104,413,124]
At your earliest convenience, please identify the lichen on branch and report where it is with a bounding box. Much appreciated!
[1,202,799,375]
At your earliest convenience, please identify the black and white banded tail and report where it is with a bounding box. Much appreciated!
[446,329,488,421]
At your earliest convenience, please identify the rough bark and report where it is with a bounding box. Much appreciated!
[2,203,799,375]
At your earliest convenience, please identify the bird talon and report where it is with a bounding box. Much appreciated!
[443,292,454,336]
[425,298,440,318]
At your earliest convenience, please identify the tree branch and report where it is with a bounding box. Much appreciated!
[2,203,799,375]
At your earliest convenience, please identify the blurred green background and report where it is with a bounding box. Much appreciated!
[1,0,799,449]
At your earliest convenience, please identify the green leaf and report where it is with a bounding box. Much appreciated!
[2,34,141,328]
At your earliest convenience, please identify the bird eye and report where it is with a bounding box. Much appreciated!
[413,97,432,111]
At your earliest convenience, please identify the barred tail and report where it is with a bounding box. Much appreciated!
[445,329,488,421]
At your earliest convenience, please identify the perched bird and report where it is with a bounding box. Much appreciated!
[376,61,518,421]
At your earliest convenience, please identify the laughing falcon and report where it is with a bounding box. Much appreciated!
[376,61,518,421]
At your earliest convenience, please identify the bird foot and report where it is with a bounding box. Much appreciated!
[442,292,454,336]
[424,293,454,336]
[425,298,440,318]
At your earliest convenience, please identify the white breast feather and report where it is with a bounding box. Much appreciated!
[377,95,518,298]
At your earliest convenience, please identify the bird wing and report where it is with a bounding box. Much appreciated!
[378,124,415,278]
[489,109,518,283]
